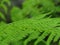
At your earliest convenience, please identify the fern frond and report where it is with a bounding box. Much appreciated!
[0,18,60,45]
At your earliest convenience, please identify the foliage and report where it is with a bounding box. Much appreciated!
[0,0,60,45]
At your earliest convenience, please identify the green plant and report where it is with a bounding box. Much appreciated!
[0,0,60,45]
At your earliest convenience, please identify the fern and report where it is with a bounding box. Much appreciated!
[0,0,60,45]
[0,18,60,45]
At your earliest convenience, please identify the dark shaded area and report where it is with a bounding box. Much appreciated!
[0,0,24,24]
[53,0,60,6]
[44,34,50,41]
[10,0,24,9]
[37,4,43,8]
[25,13,32,18]
[51,38,60,45]
[43,12,60,18]
[37,41,46,45]
[0,7,12,24]
[51,12,60,18]
[55,2,60,6]
[27,39,37,45]
[0,17,4,22]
